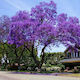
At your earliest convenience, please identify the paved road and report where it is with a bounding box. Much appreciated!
[0,71,80,80]
[0,75,19,80]
[0,71,20,80]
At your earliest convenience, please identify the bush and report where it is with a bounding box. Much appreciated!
[72,67,79,73]
[72,69,79,73]
[20,65,28,70]
[41,67,46,71]
[57,64,65,71]
[27,67,32,71]
[77,66,80,70]
[45,63,51,67]
[46,67,51,71]
[7,64,18,70]
[0,64,5,70]
[50,66,61,72]
[44,66,61,72]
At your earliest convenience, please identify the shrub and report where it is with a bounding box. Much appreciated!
[41,67,46,71]
[77,66,80,71]
[45,63,51,67]
[72,67,79,73]
[46,67,51,71]
[57,64,65,71]
[50,66,61,72]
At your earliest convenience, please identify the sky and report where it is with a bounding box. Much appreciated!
[0,0,80,53]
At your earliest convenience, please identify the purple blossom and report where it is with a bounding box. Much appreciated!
[7,1,80,52]
[31,1,57,25]
[57,14,80,48]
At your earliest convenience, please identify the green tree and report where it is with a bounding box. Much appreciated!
[44,52,65,66]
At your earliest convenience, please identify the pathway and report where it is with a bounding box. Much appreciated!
[0,71,80,80]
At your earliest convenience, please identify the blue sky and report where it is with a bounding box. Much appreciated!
[0,0,80,18]
[0,0,80,53]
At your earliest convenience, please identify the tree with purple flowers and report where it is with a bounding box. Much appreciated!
[0,0,80,71]
[57,13,80,50]
[7,1,58,70]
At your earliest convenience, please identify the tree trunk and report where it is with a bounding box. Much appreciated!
[17,60,21,70]
[25,44,47,71]
[37,45,46,70]
[31,45,47,71]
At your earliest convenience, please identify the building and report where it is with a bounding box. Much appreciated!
[61,46,80,68]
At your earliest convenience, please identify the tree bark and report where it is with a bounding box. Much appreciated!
[25,44,47,71]
[38,45,46,69]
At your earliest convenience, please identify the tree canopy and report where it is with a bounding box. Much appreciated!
[0,1,80,70]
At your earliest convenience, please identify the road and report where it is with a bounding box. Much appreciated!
[0,75,19,80]
[0,71,80,80]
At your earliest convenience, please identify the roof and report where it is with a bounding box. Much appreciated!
[60,58,80,63]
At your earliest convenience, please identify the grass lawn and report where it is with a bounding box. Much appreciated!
[59,73,80,77]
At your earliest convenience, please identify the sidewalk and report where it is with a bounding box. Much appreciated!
[0,71,80,80]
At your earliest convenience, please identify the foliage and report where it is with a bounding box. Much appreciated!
[44,52,64,65]
[72,67,79,73]
[0,0,80,71]
[77,66,80,70]
[0,43,37,70]
[57,13,80,50]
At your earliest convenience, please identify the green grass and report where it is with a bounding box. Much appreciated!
[15,70,56,73]
[59,73,80,77]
